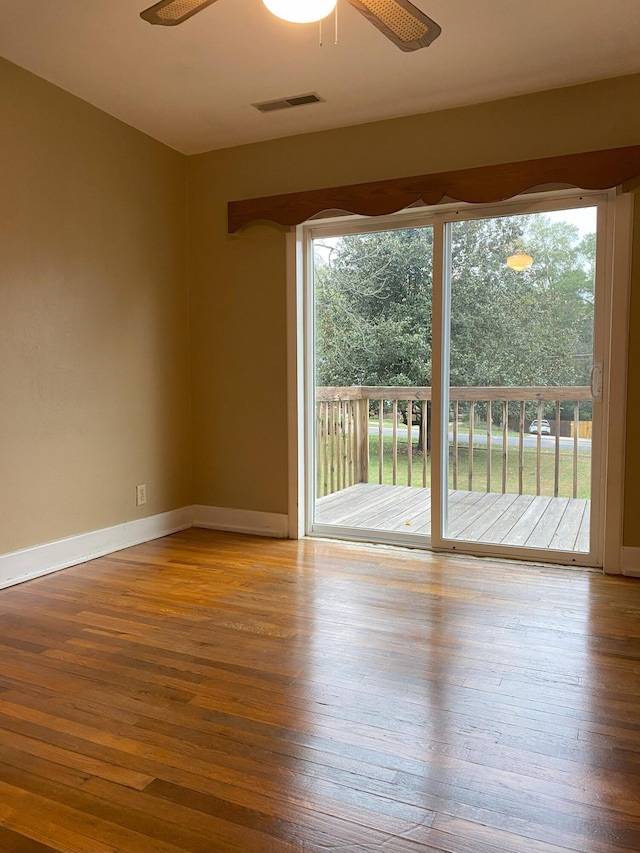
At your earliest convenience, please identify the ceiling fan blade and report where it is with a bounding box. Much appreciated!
[345,0,441,51]
[140,0,220,26]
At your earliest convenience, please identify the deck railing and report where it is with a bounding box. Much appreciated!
[316,385,592,500]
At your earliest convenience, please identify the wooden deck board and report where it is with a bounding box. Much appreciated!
[550,499,587,551]
[457,492,521,541]
[481,493,535,543]
[524,497,570,549]
[576,503,591,553]
[316,484,590,552]
[446,491,503,539]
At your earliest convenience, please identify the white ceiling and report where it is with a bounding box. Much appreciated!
[1,0,639,155]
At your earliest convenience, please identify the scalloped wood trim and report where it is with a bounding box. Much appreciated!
[227,145,640,233]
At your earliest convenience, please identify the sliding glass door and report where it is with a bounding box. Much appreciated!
[304,191,610,565]
[439,203,602,560]
[311,223,434,545]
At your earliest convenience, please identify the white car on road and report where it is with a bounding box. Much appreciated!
[529,419,551,435]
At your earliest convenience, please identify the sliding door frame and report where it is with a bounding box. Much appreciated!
[300,211,438,548]
[429,190,613,567]
[287,188,633,571]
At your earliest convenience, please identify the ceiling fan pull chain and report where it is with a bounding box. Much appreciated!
[334,0,338,44]
[319,16,323,46]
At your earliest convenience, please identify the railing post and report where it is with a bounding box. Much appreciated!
[536,399,543,496]
[486,400,492,493]
[323,402,329,496]
[554,400,561,498]
[518,401,525,496]
[347,400,354,486]
[335,401,341,493]
[422,400,429,488]
[452,400,458,491]
[392,400,398,486]
[352,399,361,484]
[316,402,323,497]
[501,400,508,494]
[468,402,475,491]
[406,400,412,487]
[378,398,384,484]
[573,401,579,499]
[330,401,336,494]
[354,397,369,484]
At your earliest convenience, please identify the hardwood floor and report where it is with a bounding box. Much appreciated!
[315,484,590,551]
[0,528,639,852]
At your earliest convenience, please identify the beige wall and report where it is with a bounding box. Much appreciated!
[188,74,640,542]
[0,58,190,554]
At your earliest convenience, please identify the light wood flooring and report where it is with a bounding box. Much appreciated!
[0,528,638,852]
[316,483,590,551]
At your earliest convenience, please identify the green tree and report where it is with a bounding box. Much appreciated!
[447,214,595,391]
[315,227,433,387]
[315,211,596,435]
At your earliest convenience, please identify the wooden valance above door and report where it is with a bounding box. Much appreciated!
[227,145,640,233]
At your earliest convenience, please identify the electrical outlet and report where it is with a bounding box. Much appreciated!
[136,484,147,506]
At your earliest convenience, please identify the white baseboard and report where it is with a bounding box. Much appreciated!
[0,507,193,591]
[192,505,289,538]
[0,504,289,591]
[621,546,640,577]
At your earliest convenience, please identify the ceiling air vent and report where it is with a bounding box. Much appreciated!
[253,93,324,113]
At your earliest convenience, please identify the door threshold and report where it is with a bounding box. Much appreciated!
[305,531,602,573]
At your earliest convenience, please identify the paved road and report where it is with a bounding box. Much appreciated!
[369,425,592,452]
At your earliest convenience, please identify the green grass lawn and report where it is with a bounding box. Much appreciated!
[340,435,591,499]
[370,417,551,441]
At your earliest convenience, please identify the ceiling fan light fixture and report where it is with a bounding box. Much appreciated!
[140,0,219,25]
[140,0,441,50]
[263,0,337,24]
[506,253,534,271]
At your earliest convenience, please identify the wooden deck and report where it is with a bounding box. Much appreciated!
[315,482,590,551]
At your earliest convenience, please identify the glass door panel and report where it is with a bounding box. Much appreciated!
[311,225,433,540]
[442,206,598,555]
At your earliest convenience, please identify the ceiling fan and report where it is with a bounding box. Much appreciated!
[140,0,441,52]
